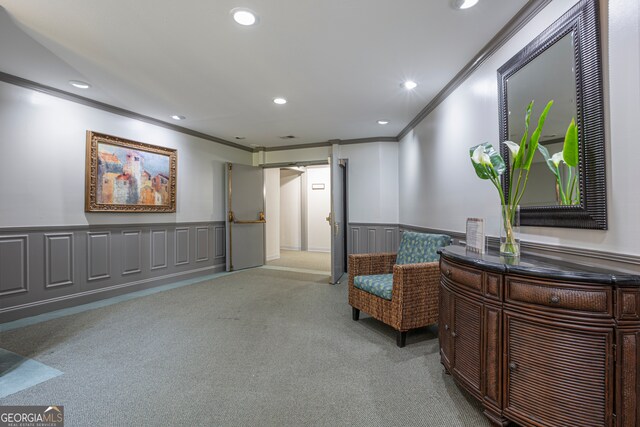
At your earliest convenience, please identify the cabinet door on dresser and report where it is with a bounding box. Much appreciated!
[439,283,454,370]
[451,292,483,398]
[504,312,615,427]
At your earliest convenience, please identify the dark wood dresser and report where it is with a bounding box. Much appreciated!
[438,245,640,427]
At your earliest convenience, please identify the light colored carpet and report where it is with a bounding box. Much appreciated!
[267,250,331,272]
[0,268,489,427]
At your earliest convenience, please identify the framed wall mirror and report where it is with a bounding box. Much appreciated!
[498,0,606,229]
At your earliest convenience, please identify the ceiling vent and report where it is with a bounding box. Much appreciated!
[279,135,296,139]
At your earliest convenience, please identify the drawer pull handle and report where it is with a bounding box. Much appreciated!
[444,324,449,331]
[445,269,452,277]
[509,362,518,372]
[451,331,457,338]
[550,295,560,304]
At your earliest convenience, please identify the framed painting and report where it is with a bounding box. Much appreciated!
[85,131,177,212]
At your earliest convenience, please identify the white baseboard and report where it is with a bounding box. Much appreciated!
[266,254,281,261]
[307,247,330,253]
[281,246,301,251]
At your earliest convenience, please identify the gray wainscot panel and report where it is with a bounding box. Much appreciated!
[0,221,226,323]
[175,227,190,266]
[87,231,111,281]
[0,235,29,296]
[196,227,209,262]
[214,226,225,259]
[367,228,376,253]
[45,233,74,288]
[151,229,168,270]
[122,230,142,275]
[347,223,399,255]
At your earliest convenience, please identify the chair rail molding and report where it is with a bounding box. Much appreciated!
[0,221,226,322]
[348,222,640,272]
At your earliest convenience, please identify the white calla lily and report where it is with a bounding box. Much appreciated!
[471,146,492,167]
[502,140,520,157]
[550,152,564,167]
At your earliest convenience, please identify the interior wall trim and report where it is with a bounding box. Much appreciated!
[350,222,640,268]
[399,223,640,268]
[258,136,399,153]
[260,160,329,169]
[520,241,640,267]
[338,136,399,146]
[0,72,253,153]
[0,221,224,233]
[1,2,552,155]
[0,221,226,322]
[261,141,331,152]
[396,0,554,141]
[347,223,400,255]
[0,264,224,319]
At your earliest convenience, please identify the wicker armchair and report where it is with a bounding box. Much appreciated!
[348,232,451,347]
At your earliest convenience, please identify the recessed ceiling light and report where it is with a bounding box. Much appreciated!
[235,136,246,140]
[69,80,91,89]
[171,115,186,120]
[231,8,258,26]
[452,0,479,10]
[273,98,287,105]
[402,80,418,90]
[377,120,390,125]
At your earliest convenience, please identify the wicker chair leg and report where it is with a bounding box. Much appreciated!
[352,307,360,321]
[396,331,407,347]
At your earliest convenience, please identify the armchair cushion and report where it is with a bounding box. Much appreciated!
[353,274,394,301]
[396,232,452,265]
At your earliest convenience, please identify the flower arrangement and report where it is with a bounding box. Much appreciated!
[469,100,554,256]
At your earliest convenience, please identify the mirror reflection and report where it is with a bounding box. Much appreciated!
[506,33,578,207]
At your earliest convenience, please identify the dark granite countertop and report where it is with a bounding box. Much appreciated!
[439,245,640,286]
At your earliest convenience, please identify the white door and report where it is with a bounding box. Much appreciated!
[225,163,265,271]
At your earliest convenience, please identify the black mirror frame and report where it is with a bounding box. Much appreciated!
[498,0,607,229]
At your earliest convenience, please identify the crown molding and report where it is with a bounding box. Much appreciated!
[1,0,552,153]
[396,0,554,141]
[259,136,398,152]
[0,72,253,152]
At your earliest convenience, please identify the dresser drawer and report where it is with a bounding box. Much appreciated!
[617,288,640,321]
[505,277,613,317]
[441,259,482,293]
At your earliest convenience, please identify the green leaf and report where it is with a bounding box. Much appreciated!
[562,118,579,167]
[537,144,560,178]
[469,142,505,180]
[523,100,554,170]
[486,143,506,176]
[514,101,533,169]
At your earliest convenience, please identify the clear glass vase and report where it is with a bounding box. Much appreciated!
[500,205,520,257]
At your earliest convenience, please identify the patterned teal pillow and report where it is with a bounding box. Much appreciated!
[396,232,451,265]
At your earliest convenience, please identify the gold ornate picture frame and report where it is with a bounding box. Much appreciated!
[85,131,177,212]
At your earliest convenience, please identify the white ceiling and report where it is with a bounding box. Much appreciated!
[0,0,528,148]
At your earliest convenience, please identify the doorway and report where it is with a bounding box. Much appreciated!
[264,165,332,275]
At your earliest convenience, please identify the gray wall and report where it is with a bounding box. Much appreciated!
[0,80,250,321]
[0,81,251,228]
[397,0,640,258]
[0,222,225,322]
